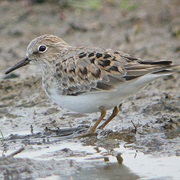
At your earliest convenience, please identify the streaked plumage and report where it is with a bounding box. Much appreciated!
[5,34,180,133]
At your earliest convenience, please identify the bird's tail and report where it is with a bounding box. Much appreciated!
[124,60,179,80]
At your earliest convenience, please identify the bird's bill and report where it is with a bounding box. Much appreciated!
[5,58,30,74]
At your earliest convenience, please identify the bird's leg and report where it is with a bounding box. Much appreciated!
[74,107,106,138]
[88,106,106,133]
[98,103,122,130]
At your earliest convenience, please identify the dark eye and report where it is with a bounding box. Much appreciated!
[38,45,47,52]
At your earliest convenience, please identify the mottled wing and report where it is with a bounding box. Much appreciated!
[55,48,129,95]
[55,47,174,95]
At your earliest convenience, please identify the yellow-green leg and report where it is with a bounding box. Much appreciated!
[98,104,122,130]
[75,107,106,138]
[88,106,106,133]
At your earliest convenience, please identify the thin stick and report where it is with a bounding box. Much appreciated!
[0,130,4,142]
[131,120,137,133]
[5,147,25,158]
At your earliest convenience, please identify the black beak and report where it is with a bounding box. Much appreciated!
[5,58,30,74]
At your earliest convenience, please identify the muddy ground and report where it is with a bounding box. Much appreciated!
[0,0,180,179]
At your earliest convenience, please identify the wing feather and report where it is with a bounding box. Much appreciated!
[56,47,175,95]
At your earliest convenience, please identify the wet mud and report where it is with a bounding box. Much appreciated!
[0,1,180,179]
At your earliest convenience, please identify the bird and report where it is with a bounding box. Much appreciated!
[5,34,180,134]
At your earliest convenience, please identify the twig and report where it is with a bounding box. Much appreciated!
[5,147,25,158]
[131,120,137,133]
[0,129,4,142]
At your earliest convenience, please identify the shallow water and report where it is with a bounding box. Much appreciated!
[1,132,179,180]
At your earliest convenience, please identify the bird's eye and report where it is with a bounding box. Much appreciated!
[38,45,47,52]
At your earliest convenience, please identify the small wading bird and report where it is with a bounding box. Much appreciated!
[5,34,180,135]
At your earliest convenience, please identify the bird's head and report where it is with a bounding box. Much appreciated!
[5,34,69,74]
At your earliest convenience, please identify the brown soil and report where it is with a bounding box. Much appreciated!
[0,1,179,179]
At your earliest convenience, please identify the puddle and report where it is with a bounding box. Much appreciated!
[1,138,179,179]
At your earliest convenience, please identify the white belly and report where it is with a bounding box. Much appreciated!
[49,90,124,113]
[44,73,165,113]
